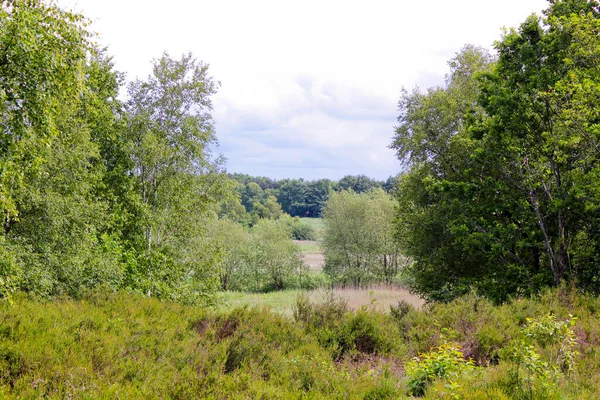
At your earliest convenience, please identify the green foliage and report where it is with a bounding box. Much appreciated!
[280,215,318,240]
[124,52,228,301]
[323,189,406,286]
[203,217,308,292]
[405,329,477,396]
[0,0,92,222]
[393,1,600,302]
[0,2,136,299]
[0,1,229,304]
[504,314,579,398]
[228,174,398,218]
[294,293,405,360]
[2,287,598,398]
[248,219,306,291]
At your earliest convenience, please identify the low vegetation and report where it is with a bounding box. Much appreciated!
[1,287,599,398]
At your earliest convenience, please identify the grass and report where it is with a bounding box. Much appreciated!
[293,240,324,270]
[219,289,304,314]
[293,240,321,253]
[220,285,424,316]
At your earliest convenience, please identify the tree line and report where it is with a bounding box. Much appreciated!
[225,173,399,219]
[3,0,600,305]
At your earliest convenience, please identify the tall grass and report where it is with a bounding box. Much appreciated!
[220,285,423,316]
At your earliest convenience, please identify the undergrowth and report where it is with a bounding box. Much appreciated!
[0,287,599,398]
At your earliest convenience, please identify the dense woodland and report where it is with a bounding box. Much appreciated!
[227,173,398,218]
[3,0,600,398]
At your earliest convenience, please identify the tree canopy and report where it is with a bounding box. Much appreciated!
[392,0,600,302]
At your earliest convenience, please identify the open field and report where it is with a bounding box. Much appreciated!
[293,240,324,270]
[293,240,321,253]
[220,285,424,315]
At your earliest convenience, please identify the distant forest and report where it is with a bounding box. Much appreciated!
[227,173,399,218]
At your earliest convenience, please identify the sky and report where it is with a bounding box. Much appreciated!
[57,0,548,180]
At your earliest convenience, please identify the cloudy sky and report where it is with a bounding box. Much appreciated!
[58,0,548,180]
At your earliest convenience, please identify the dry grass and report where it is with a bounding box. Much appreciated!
[221,285,424,316]
[309,284,425,311]
[293,240,325,270]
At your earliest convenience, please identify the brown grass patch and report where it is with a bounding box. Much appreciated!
[309,285,424,311]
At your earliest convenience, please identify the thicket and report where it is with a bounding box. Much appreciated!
[1,287,600,398]
[322,189,407,287]
[203,218,311,292]
[393,0,600,302]
[0,1,231,304]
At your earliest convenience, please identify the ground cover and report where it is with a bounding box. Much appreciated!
[2,288,600,398]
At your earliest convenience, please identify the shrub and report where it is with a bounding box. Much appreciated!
[405,329,477,396]
[293,292,349,329]
[502,314,580,398]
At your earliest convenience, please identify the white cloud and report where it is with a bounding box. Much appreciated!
[58,0,548,179]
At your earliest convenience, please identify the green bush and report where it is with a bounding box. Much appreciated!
[291,220,317,241]
[405,329,478,396]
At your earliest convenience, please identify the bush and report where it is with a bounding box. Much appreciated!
[322,189,404,286]
[405,329,478,397]
[1,287,600,398]
[280,216,318,241]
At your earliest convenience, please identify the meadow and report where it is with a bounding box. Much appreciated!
[298,218,325,240]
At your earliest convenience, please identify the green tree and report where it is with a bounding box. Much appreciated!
[125,52,228,300]
[0,2,134,298]
[322,189,404,286]
[277,179,308,216]
[472,1,600,289]
[392,1,600,301]
[202,218,251,291]
[0,0,92,234]
[253,195,284,220]
[391,45,504,301]
[247,220,305,291]
[338,175,382,193]
[241,182,264,212]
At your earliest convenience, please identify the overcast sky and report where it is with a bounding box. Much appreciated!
[57,0,548,180]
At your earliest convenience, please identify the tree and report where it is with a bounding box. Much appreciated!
[322,189,404,286]
[277,179,308,216]
[338,175,382,193]
[125,52,228,299]
[392,1,600,301]
[472,1,600,289]
[241,182,264,212]
[248,219,305,291]
[305,179,333,217]
[253,195,284,220]
[202,218,251,291]
[391,45,503,301]
[1,0,91,234]
[0,2,134,298]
